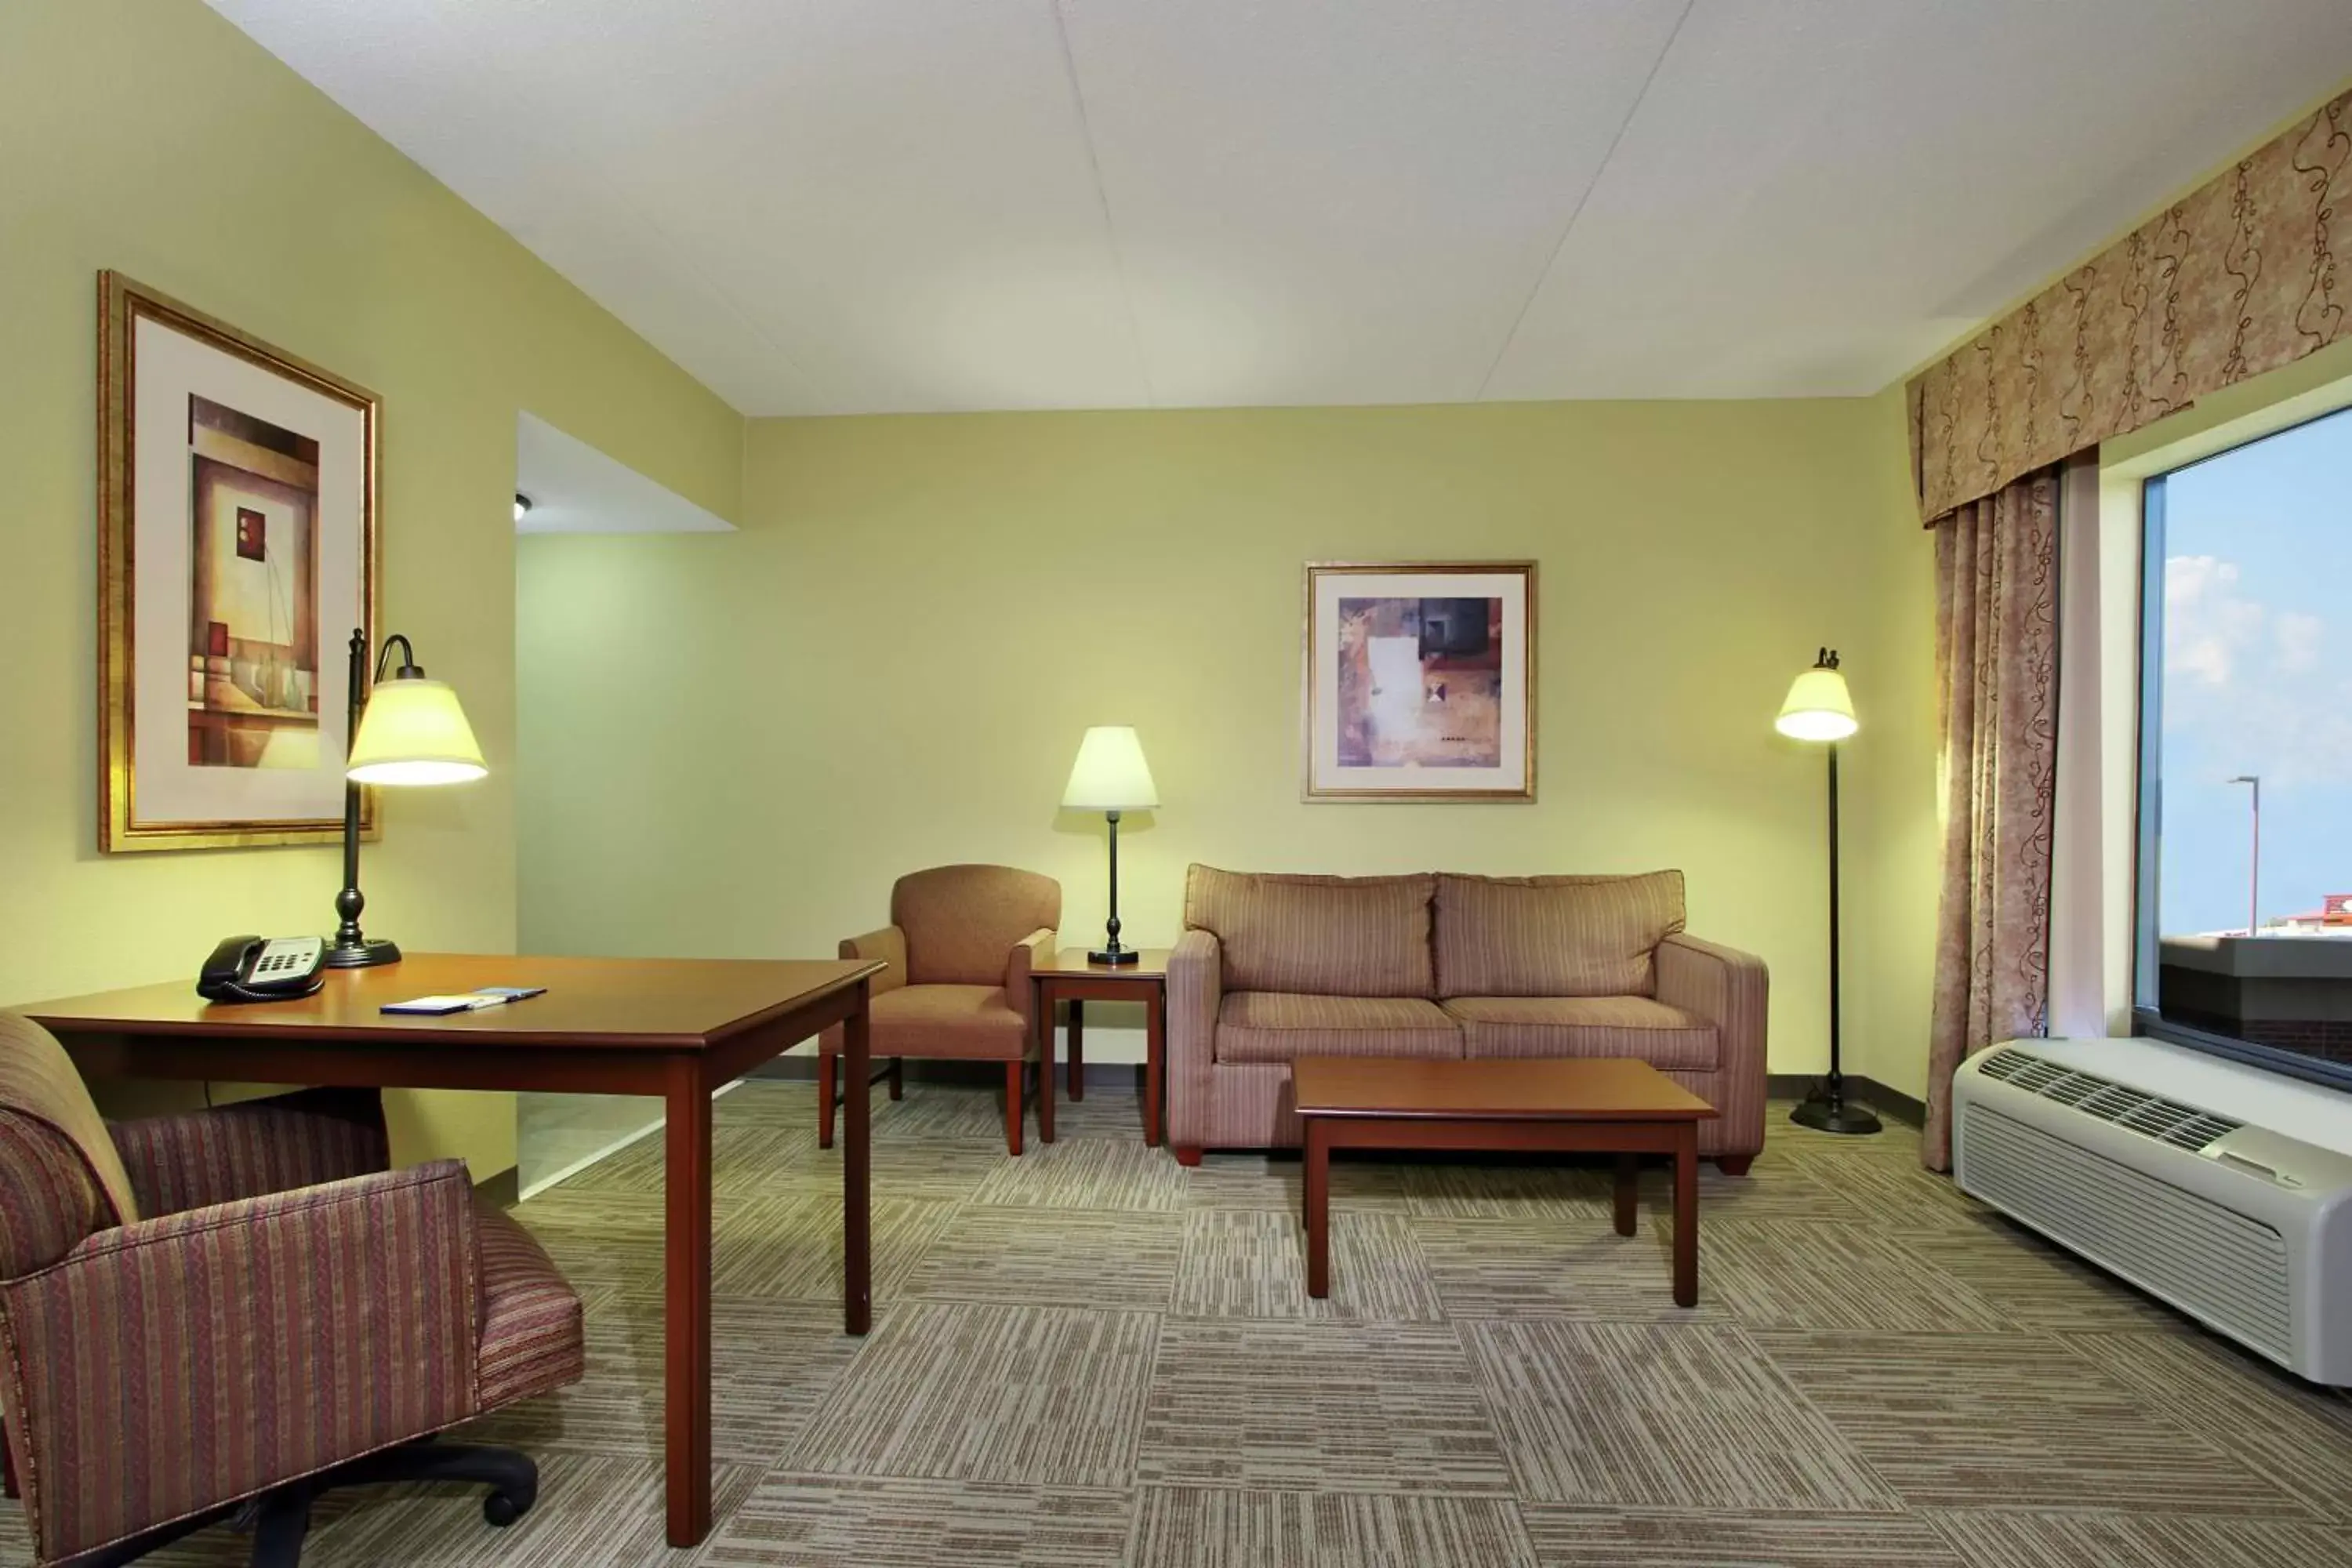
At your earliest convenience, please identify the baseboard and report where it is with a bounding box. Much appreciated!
[475,1165,521,1210]
[1769,1073,1926,1129]
[748,1055,1145,1094]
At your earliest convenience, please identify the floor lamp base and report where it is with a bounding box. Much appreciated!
[1790,1088,1881,1137]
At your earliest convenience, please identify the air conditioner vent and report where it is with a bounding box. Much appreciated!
[1973,1047,2243,1155]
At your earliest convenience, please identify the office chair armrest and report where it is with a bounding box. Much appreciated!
[0,1160,481,1565]
[110,1086,391,1217]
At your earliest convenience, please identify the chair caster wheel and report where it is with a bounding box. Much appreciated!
[485,1490,528,1527]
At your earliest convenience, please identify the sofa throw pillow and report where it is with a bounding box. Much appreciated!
[1184,865,1436,998]
[1432,870,1686,999]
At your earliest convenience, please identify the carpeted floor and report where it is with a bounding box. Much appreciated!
[36,1080,2352,1567]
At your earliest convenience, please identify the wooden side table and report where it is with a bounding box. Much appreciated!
[1032,947,1170,1145]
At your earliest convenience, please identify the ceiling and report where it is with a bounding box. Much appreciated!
[514,412,733,535]
[210,1,2352,416]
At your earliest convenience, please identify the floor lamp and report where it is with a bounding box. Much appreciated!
[1778,649,1879,1136]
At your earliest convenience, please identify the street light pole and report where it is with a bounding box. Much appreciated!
[2230,774,2261,935]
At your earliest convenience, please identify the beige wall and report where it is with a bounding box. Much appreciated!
[0,0,744,1177]
[520,399,1942,1083]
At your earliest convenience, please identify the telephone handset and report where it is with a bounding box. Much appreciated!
[197,935,327,1004]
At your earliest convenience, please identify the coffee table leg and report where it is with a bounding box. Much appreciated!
[1672,1123,1697,1308]
[1304,1118,1330,1299]
[1613,1152,1639,1236]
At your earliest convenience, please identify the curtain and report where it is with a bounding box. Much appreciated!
[1925,469,2060,1171]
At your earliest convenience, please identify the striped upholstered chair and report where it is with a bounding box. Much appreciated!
[0,1012,583,1567]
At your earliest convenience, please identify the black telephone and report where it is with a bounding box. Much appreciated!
[197,935,328,1004]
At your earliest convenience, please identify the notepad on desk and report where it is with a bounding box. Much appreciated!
[382,986,546,1016]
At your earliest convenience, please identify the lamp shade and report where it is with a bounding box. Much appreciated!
[347,677,488,786]
[1062,725,1158,811]
[1775,665,1858,742]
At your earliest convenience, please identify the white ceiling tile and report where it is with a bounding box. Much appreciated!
[1483,0,2352,400]
[208,0,2352,412]
[1060,0,1686,407]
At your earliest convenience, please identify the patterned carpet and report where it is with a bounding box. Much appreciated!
[23,1080,2352,1567]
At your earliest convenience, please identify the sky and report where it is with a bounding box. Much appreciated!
[2158,404,2352,936]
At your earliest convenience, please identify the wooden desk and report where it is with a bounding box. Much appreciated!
[1031,948,1169,1145]
[20,953,879,1549]
[1291,1057,1718,1307]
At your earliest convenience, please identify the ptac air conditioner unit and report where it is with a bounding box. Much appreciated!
[1952,1036,2352,1385]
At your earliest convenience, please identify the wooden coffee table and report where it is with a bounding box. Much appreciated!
[1293,1057,1719,1307]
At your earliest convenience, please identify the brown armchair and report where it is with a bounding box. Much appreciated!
[0,1012,583,1568]
[818,865,1060,1154]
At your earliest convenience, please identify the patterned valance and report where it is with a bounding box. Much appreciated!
[1910,88,2351,522]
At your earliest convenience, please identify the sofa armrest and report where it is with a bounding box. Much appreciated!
[1007,927,1055,1028]
[839,924,908,996]
[0,1161,481,1563]
[1165,930,1223,1150]
[108,1086,390,1218]
[1657,933,1769,1152]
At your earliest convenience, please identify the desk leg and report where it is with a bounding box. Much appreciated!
[844,984,873,1336]
[1067,998,1085,1100]
[1304,1119,1330,1300]
[1672,1123,1698,1309]
[662,1057,713,1547]
[1144,991,1164,1148]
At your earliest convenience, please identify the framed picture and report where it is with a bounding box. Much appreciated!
[1302,561,1535,802]
[98,272,381,851]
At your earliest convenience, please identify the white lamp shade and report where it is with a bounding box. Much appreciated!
[347,677,488,786]
[1775,666,1859,742]
[1062,725,1159,811]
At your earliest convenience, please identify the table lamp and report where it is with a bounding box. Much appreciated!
[1776,648,1878,1134]
[326,628,488,968]
[1062,725,1158,965]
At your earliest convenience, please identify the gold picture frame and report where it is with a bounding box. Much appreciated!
[99,271,382,851]
[1301,561,1537,803]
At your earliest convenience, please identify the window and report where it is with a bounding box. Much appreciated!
[2135,404,2352,1091]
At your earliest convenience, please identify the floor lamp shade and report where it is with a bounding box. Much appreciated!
[1779,648,1878,1136]
[1063,726,1156,965]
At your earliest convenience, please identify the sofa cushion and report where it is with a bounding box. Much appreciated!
[1443,995,1717,1070]
[826,984,1030,1061]
[1185,865,1436,998]
[1216,992,1461,1064]
[1432,870,1686,998]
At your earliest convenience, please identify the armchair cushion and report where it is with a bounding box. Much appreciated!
[475,1204,586,1409]
[893,865,1062,987]
[1185,866,1436,998]
[822,984,1031,1062]
[108,1086,390,1218]
[1443,995,1718,1069]
[1432,870,1687,999]
[0,1160,481,1564]
[1214,993,1460,1064]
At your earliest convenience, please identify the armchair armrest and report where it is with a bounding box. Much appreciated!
[108,1085,390,1218]
[838,924,907,996]
[0,1161,481,1563]
[1006,927,1055,1027]
[1165,930,1222,1152]
[1657,933,1769,1153]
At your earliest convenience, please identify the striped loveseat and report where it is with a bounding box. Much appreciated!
[1166,866,1767,1170]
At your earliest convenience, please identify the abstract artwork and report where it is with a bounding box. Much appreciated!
[1302,562,1534,801]
[99,272,379,851]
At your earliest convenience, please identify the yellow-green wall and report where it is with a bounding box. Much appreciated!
[521,401,1942,1083]
[0,0,744,1177]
